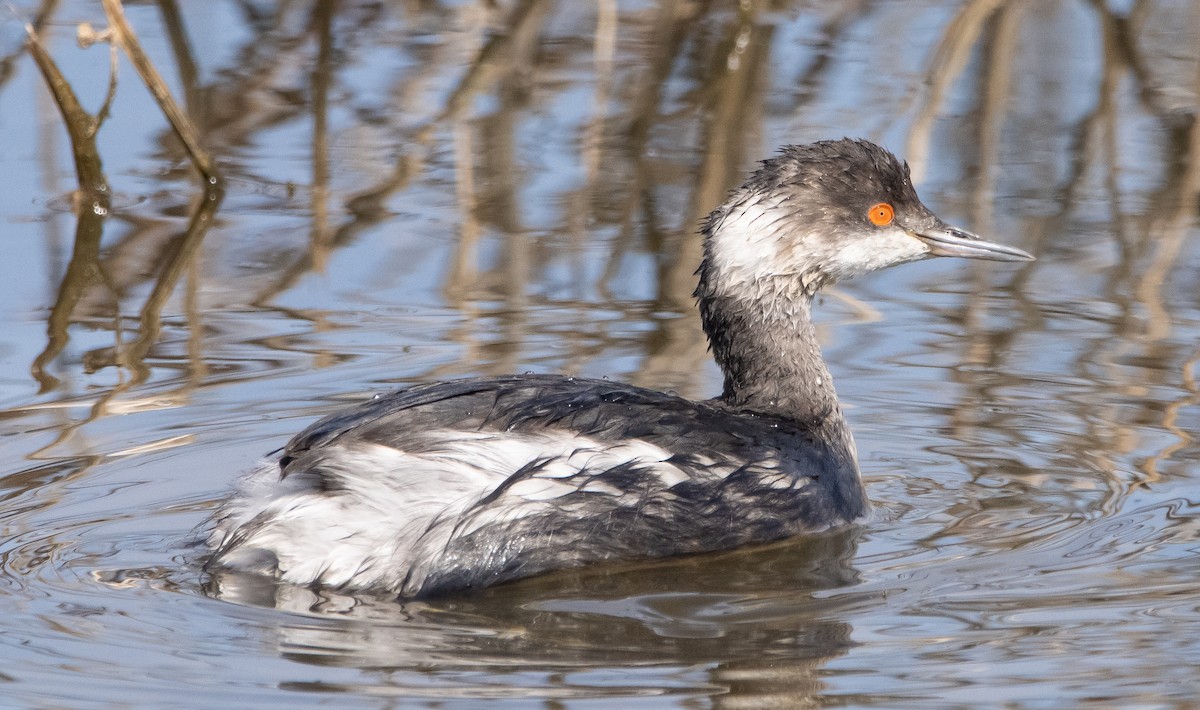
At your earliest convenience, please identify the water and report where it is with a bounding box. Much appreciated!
[1,0,1198,706]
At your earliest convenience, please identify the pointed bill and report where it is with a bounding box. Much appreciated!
[914,225,1034,262]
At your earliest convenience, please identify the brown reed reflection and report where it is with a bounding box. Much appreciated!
[889,0,1200,534]
[8,0,1196,515]
[3,2,1200,705]
[11,0,1200,571]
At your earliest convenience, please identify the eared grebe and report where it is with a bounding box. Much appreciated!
[205,139,1033,597]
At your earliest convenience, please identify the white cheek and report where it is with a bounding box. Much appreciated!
[830,230,929,278]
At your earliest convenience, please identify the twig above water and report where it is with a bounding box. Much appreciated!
[99,0,221,188]
[21,13,112,205]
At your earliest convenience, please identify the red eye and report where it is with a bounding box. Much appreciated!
[868,203,895,226]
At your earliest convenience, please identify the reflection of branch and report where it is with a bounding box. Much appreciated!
[600,0,695,293]
[1113,0,1194,123]
[563,0,617,299]
[122,193,221,382]
[970,1,1024,226]
[84,191,224,384]
[1054,2,1133,507]
[636,3,774,398]
[1137,115,1200,342]
[30,208,108,392]
[955,1,1024,395]
[256,0,553,307]
[130,199,216,379]
[310,0,334,270]
[100,0,220,185]
[1142,346,1199,481]
[1116,115,1200,489]
[446,116,481,303]
[787,0,867,112]
[344,0,552,219]
[904,0,1006,182]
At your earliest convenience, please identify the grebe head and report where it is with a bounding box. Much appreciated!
[694,138,1033,412]
[697,139,1034,302]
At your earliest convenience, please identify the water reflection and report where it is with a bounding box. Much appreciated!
[0,0,1198,705]
[205,529,861,704]
[14,0,1198,405]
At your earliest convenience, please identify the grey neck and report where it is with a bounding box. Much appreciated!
[697,283,842,427]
